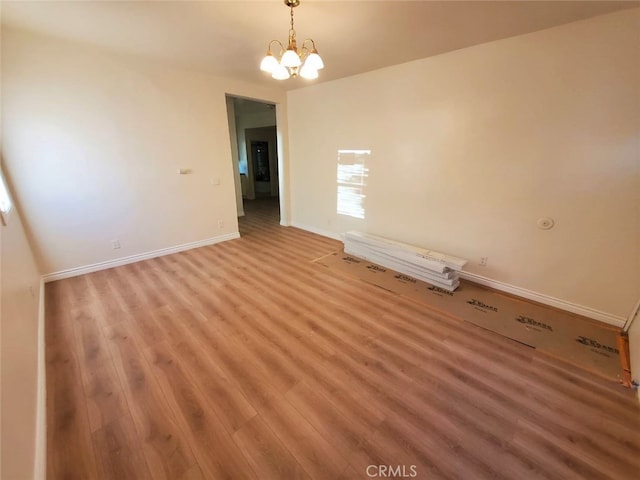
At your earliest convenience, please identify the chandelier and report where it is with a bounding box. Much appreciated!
[260,0,324,80]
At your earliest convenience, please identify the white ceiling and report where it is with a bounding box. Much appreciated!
[2,1,638,90]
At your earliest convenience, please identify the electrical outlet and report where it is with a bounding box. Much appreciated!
[480,256,488,266]
[111,239,121,249]
[217,220,224,228]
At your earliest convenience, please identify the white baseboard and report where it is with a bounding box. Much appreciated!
[459,271,626,328]
[289,222,342,241]
[42,233,240,282]
[33,278,46,479]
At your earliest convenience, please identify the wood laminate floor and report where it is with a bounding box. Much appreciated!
[46,198,640,480]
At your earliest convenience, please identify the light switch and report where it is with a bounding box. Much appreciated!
[211,177,220,185]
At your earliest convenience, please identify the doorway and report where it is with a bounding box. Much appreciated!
[225,96,280,222]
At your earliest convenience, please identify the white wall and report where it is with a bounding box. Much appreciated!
[288,10,640,324]
[0,182,42,480]
[1,28,287,276]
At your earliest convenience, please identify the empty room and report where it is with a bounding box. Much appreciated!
[1,1,639,479]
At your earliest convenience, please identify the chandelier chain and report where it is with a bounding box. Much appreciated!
[289,6,296,45]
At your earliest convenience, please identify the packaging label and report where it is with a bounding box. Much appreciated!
[394,274,417,284]
[467,298,498,312]
[427,285,454,297]
[342,256,361,264]
[515,315,553,332]
[366,264,387,273]
[576,336,619,356]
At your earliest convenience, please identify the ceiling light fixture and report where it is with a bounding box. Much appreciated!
[260,0,324,80]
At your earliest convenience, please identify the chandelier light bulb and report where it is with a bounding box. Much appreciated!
[260,53,279,73]
[299,63,318,79]
[281,48,302,68]
[305,50,324,70]
[272,64,291,80]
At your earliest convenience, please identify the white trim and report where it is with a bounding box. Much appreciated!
[624,298,640,332]
[459,271,626,328]
[275,102,289,228]
[42,233,240,282]
[289,222,342,241]
[33,278,46,479]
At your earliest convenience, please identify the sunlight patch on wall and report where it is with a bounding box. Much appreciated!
[337,149,370,219]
